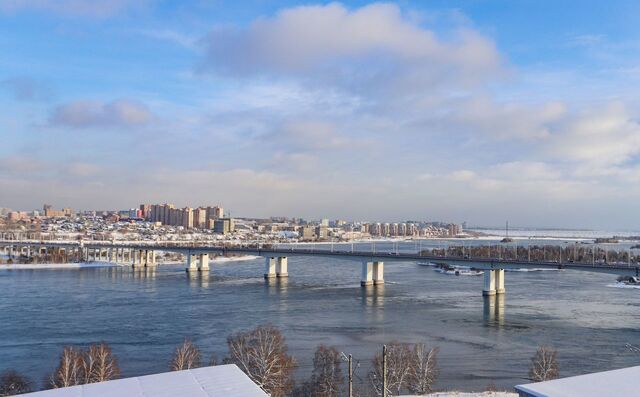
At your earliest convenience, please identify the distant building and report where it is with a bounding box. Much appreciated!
[448,224,462,236]
[214,218,235,234]
[139,204,151,219]
[300,226,316,241]
[43,204,74,218]
[316,225,328,240]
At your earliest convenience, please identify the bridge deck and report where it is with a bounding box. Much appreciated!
[1,240,638,276]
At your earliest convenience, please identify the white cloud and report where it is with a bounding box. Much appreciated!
[50,99,152,128]
[544,102,640,168]
[202,2,503,97]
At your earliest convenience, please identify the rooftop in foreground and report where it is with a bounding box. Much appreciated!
[515,365,640,397]
[18,364,268,397]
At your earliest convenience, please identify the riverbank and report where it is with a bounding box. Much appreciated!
[0,255,261,270]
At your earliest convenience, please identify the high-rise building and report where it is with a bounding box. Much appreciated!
[194,207,207,228]
[182,207,194,229]
[139,204,151,219]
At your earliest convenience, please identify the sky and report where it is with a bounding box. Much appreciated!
[1,0,640,229]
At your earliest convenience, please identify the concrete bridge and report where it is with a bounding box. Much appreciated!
[1,240,638,296]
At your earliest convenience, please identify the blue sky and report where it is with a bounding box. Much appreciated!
[1,0,640,228]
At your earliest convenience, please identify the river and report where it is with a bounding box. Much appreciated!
[1,239,639,392]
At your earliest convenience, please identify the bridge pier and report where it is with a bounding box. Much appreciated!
[373,261,384,285]
[264,257,277,279]
[276,257,288,278]
[185,254,198,272]
[361,261,384,286]
[495,269,505,294]
[483,270,496,296]
[198,253,209,271]
[483,269,506,296]
[361,262,373,286]
[144,250,156,267]
[132,250,143,268]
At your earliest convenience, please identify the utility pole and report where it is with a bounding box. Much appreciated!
[348,354,353,397]
[382,344,387,397]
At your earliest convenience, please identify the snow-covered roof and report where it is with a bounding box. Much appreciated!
[19,365,268,397]
[515,365,640,397]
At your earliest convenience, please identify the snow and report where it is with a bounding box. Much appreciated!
[19,364,268,397]
[516,365,640,397]
[606,282,640,289]
[210,255,260,263]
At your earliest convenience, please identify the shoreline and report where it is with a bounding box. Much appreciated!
[0,255,261,270]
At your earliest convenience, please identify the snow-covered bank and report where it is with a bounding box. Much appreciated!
[210,255,260,263]
[0,262,121,270]
[607,282,640,289]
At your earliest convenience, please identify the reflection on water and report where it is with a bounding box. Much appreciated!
[483,294,505,326]
[361,284,385,308]
[187,271,209,288]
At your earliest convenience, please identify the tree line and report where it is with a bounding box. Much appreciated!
[0,324,559,396]
[421,244,638,265]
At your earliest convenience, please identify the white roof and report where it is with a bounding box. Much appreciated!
[19,364,268,397]
[515,365,640,397]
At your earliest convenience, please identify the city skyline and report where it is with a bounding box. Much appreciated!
[2,1,640,229]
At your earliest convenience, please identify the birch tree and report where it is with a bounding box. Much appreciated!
[170,339,202,371]
[369,342,413,396]
[49,343,120,388]
[227,324,295,397]
[50,346,84,388]
[407,344,439,394]
[84,342,120,383]
[529,345,559,382]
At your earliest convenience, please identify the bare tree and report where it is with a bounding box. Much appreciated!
[84,342,121,383]
[227,324,296,397]
[369,342,413,396]
[0,370,32,396]
[170,339,202,371]
[309,345,344,397]
[50,346,84,388]
[407,344,439,395]
[49,343,120,388]
[529,345,559,382]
